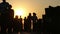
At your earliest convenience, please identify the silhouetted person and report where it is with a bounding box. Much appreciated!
[0,0,11,33]
[18,16,23,32]
[7,5,14,33]
[19,16,22,24]
[8,5,14,19]
[27,13,32,32]
[0,0,10,9]
[32,13,37,32]
[24,17,28,31]
[37,19,42,33]
[13,15,19,32]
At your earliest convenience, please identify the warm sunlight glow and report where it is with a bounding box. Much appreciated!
[14,8,26,19]
[16,9,24,16]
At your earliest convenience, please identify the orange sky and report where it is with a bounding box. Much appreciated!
[0,0,60,19]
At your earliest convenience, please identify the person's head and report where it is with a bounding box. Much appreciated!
[9,5,12,9]
[20,16,21,18]
[33,13,36,16]
[15,15,18,19]
[29,13,31,16]
[2,0,6,2]
[24,17,26,19]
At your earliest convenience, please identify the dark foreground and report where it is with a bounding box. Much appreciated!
[0,32,43,34]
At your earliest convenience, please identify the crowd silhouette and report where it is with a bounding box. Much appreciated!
[0,0,60,34]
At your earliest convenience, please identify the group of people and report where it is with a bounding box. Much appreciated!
[0,0,42,34]
[24,13,38,31]
[14,12,42,32]
[0,0,14,33]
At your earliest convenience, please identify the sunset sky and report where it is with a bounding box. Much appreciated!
[0,0,60,19]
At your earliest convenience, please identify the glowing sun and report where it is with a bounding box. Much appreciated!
[14,8,25,18]
[16,9,24,16]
